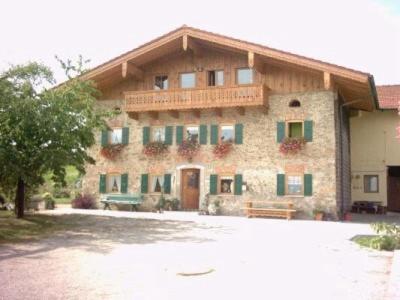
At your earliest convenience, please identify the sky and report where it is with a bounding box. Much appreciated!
[0,0,399,85]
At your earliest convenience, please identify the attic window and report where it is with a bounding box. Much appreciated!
[289,99,301,107]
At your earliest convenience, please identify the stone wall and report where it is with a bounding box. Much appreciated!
[82,90,338,217]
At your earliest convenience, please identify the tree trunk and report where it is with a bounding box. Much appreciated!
[15,177,25,218]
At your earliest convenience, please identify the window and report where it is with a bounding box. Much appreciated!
[288,122,303,138]
[151,175,164,193]
[220,176,234,194]
[208,70,224,86]
[180,72,196,88]
[364,175,379,193]
[220,125,234,142]
[109,128,122,144]
[107,174,121,193]
[154,75,168,90]
[287,175,302,195]
[289,99,301,107]
[186,126,199,142]
[151,127,165,142]
[237,68,253,85]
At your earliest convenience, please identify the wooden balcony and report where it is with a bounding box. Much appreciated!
[123,85,268,118]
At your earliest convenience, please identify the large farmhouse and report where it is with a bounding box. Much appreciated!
[79,26,379,217]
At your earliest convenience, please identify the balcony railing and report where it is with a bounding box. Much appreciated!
[123,84,268,112]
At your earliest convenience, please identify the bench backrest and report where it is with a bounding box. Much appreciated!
[105,194,143,201]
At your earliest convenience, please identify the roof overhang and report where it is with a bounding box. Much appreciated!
[78,25,376,111]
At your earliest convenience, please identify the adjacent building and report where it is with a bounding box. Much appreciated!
[350,85,400,212]
[80,26,378,217]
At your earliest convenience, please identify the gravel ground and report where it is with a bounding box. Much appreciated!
[0,208,393,300]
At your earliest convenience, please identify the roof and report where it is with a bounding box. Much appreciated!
[74,25,377,111]
[377,85,400,109]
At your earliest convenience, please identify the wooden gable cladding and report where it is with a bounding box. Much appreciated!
[85,26,376,111]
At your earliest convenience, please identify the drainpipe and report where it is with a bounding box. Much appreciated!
[339,98,364,220]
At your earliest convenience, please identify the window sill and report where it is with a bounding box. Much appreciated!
[283,195,304,198]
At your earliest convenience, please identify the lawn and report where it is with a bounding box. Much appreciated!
[0,210,77,243]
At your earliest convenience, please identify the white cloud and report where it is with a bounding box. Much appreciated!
[0,0,399,84]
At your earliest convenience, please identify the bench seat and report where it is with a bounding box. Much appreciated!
[242,201,297,220]
[100,194,144,211]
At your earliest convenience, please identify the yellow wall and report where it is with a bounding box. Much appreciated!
[350,109,400,205]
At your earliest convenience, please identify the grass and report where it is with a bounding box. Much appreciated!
[353,235,377,248]
[0,210,77,243]
[40,165,81,204]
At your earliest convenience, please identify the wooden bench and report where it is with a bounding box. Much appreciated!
[242,201,296,220]
[100,193,144,211]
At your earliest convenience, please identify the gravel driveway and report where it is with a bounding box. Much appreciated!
[0,209,393,300]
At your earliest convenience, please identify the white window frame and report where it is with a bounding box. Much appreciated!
[151,127,166,142]
[107,173,122,193]
[150,174,164,194]
[219,175,234,194]
[109,128,123,145]
[236,68,254,85]
[180,72,196,89]
[286,174,303,195]
[185,125,199,142]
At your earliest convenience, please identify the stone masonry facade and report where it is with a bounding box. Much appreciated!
[82,90,339,217]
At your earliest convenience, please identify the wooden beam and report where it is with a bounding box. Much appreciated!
[192,109,201,118]
[127,112,139,120]
[122,61,144,80]
[183,35,203,57]
[148,111,159,120]
[168,110,179,119]
[214,108,223,117]
[237,107,245,116]
[324,72,332,90]
[248,51,265,74]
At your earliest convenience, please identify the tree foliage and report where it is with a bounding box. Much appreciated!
[0,57,111,217]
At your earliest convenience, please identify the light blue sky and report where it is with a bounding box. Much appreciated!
[0,0,399,85]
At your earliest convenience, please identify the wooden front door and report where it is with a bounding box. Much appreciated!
[388,173,400,212]
[181,168,200,210]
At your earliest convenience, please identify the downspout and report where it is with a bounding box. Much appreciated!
[339,98,365,220]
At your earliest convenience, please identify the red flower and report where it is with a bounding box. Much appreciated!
[279,137,306,155]
[213,142,233,159]
[100,144,125,160]
[177,140,200,160]
[143,141,169,157]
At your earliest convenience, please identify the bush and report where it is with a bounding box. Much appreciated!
[42,192,55,210]
[370,223,400,251]
[71,194,97,209]
[53,187,71,199]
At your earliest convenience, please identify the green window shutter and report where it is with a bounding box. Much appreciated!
[142,127,150,145]
[165,126,173,145]
[99,174,106,193]
[277,174,285,196]
[304,120,313,142]
[210,174,218,195]
[101,130,108,147]
[304,174,313,196]
[176,126,184,144]
[199,124,208,145]
[235,124,243,144]
[141,174,148,194]
[164,174,172,194]
[277,122,285,143]
[210,125,219,145]
[122,127,129,145]
[121,173,128,193]
[234,174,243,195]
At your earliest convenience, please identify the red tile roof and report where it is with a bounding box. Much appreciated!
[377,85,400,109]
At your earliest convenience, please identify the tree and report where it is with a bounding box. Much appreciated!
[0,58,110,218]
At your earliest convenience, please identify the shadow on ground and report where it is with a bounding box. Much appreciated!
[0,213,227,261]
